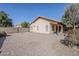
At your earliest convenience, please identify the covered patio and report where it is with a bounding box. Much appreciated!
[50,22,64,33]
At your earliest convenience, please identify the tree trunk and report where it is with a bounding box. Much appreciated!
[73,25,77,44]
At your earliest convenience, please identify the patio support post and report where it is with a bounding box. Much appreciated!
[54,24,56,33]
[57,25,59,33]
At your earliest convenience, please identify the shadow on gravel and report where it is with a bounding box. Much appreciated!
[6,35,11,37]
[0,37,6,53]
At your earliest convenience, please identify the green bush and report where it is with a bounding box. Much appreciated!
[20,21,30,28]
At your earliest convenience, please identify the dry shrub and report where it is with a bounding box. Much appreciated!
[67,29,79,45]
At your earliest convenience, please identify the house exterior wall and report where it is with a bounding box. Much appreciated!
[30,17,64,34]
[30,18,51,33]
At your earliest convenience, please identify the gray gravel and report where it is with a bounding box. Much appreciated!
[0,32,79,56]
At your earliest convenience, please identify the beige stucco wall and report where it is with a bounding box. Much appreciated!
[30,18,64,34]
[30,18,51,33]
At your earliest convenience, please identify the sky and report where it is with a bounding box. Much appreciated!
[0,3,68,25]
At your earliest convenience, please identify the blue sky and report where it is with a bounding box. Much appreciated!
[0,3,68,25]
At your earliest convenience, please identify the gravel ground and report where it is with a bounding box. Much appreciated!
[0,32,79,56]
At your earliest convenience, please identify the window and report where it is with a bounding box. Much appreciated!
[31,27,32,30]
[46,25,48,31]
[30,26,33,31]
[37,25,39,30]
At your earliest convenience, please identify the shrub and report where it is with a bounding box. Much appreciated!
[20,21,30,28]
[60,29,79,48]
[60,36,73,47]
[0,30,7,37]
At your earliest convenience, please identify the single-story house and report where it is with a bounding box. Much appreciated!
[30,16,65,34]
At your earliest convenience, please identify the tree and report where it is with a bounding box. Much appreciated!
[20,21,30,28]
[62,4,79,27]
[0,11,13,27]
[62,4,79,45]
